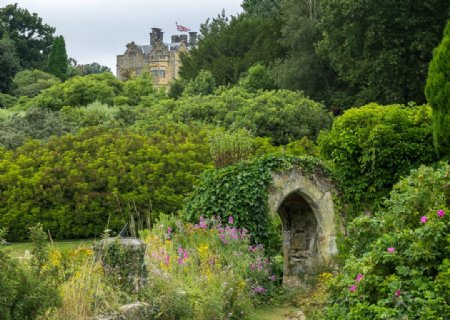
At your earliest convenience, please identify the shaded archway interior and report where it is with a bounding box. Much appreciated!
[277,192,318,287]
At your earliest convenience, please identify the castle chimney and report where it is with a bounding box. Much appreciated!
[150,28,164,45]
[171,35,181,43]
[179,34,188,44]
[189,32,198,46]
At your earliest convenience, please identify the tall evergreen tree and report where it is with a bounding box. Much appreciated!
[0,34,19,93]
[426,20,450,159]
[47,35,68,80]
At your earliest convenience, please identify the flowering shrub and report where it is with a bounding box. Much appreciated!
[327,163,450,318]
[140,215,279,319]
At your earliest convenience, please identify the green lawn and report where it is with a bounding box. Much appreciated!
[5,239,93,258]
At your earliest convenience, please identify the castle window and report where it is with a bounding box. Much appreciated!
[159,67,166,78]
[150,67,159,78]
[150,66,166,78]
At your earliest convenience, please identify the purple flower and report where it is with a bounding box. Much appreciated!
[167,226,172,235]
[253,286,267,294]
[177,257,184,265]
[395,289,401,297]
[355,274,364,282]
[269,275,276,282]
[228,216,234,225]
[387,247,395,253]
[349,285,357,292]
[420,216,427,223]
[438,210,445,218]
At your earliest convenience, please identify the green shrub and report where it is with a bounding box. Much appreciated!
[0,124,212,240]
[0,227,60,320]
[11,69,60,98]
[326,163,450,318]
[26,72,123,110]
[0,93,17,108]
[160,88,332,145]
[319,103,435,207]
[183,69,217,96]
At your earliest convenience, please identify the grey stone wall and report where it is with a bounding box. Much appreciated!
[268,169,338,287]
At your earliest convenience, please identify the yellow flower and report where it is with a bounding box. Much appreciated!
[48,248,62,267]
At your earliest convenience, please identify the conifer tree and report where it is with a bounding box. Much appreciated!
[426,20,450,159]
[47,35,68,80]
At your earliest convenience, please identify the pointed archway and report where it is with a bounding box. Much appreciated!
[268,168,338,287]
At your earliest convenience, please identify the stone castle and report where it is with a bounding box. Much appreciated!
[116,28,197,87]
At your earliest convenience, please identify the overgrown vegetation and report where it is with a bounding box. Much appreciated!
[1,1,449,319]
[327,163,450,318]
[319,103,436,209]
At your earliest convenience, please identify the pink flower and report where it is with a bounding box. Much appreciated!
[438,210,445,218]
[355,274,364,282]
[177,257,184,265]
[387,247,395,253]
[349,285,357,292]
[164,254,170,266]
[228,216,234,225]
[167,226,172,235]
[269,275,276,282]
[420,216,427,223]
[253,286,267,294]
[395,289,401,297]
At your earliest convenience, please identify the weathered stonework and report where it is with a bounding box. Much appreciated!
[268,168,338,287]
[116,28,196,88]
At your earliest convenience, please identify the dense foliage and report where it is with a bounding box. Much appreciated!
[156,88,332,145]
[26,72,123,110]
[179,12,284,85]
[318,0,449,107]
[426,20,450,159]
[0,35,20,93]
[319,103,435,207]
[327,163,450,318]
[0,125,212,241]
[0,4,55,70]
[0,227,61,320]
[184,154,331,251]
[11,69,60,98]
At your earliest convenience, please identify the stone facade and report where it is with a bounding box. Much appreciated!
[116,28,197,87]
[268,169,338,287]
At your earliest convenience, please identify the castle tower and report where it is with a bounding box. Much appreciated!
[150,28,164,45]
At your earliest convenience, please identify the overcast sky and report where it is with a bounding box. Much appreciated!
[3,0,243,74]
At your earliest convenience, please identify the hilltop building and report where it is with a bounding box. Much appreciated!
[116,28,197,87]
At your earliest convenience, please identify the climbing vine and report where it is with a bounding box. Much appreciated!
[184,154,332,249]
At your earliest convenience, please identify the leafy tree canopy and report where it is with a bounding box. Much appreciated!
[78,62,111,75]
[12,69,60,98]
[0,3,55,70]
[317,0,450,107]
[241,0,281,17]
[179,12,284,85]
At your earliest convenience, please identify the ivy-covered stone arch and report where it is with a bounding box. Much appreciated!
[268,168,337,287]
[185,155,338,287]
